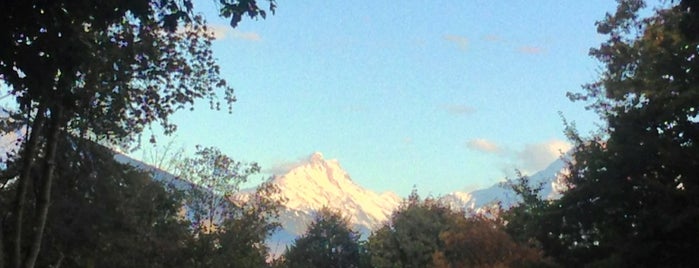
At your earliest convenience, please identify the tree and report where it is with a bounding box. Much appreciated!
[282,208,362,268]
[209,181,285,267]
[1,136,191,268]
[171,146,283,267]
[368,191,544,268]
[174,145,261,233]
[679,0,699,41]
[500,174,558,257]
[0,1,275,267]
[544,0,699,266]
[433,215,547,268]
[367,191,452,268]
[182,181,284,268]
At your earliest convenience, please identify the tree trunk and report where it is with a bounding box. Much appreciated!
[10,105,46,268]
[23,106,63,268]
[1,216,5,268]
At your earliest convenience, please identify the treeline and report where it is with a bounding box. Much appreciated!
[272,192,552,268]
[1,137,284,267]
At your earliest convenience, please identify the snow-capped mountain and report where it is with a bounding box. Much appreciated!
[237,152,402,253]
[441,157,569,210]
[271,152,400,231]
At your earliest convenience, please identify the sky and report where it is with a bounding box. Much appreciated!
[139,1,619,197]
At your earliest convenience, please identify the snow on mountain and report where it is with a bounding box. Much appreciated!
[439,191,473,210]
[441,157,569,210]
[271,152,400,230]
[238,152,402,253]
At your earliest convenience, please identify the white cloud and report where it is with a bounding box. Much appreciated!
[231,30,262,41]
[263,152,323,175]
[465,138,571,176]
[443,34,469,51]
[209,24,230,40]
[208,24,261,41]
[466,139,502,154]
[517,139,570,172]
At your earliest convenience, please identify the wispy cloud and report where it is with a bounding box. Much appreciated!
[444,104,475,115]
[209,24,230,40]
[231,30,262,41]
[208,24,262,41]
[443,34,469,51]
[264,160,299,175]
[517,139,570,172]
[518,46,544,54]
[263,152,326,175]
[466,139,502,154]
[466,138,571,175]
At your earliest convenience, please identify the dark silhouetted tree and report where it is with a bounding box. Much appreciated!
[1,136,191,268]
[282,208,362,268]
[539,0,699,266]
[0,1,275,267]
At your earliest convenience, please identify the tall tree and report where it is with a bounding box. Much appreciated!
[209,181,285,267]
[1,136,192,268]
[171,146,283,267]
[182,181,284,268]
[0,1,275,267]
[282,208,362,268]
[174,145,261,233]
[544,0,699,266]
[367,192,452,268]
[500,174,558,257]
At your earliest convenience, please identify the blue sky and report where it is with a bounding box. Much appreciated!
[143,1,618,197]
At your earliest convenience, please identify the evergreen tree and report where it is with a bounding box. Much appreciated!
[539,0,699,266]
[282,208,362,268]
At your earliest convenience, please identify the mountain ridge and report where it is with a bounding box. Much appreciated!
[240,152,401,236]
[439,157,569,210]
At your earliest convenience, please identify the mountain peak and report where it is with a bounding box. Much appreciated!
[276,152,348,188]
[309,152,324,163]
[262,152,401,238]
